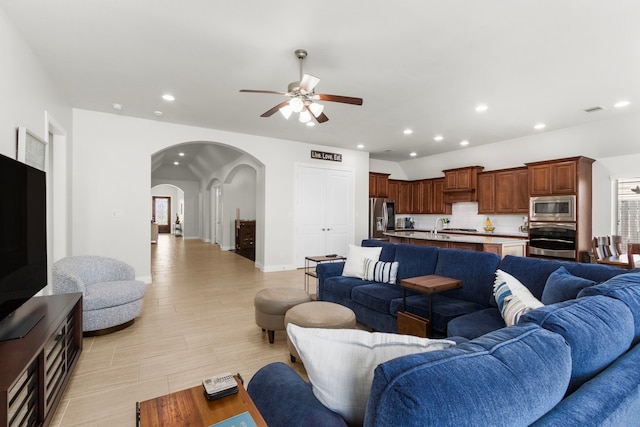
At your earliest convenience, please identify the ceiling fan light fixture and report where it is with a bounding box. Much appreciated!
[299,110,312,123]
[279,105,292,119]
[309,102,324,117]
[289,97,304,113]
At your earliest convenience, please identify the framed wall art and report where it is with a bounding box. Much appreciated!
[17,127,48,171]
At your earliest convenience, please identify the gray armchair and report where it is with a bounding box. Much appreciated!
[52,256,146,335]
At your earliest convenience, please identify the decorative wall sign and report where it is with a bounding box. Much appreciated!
[17,127,48,171]
[311,150,342,162]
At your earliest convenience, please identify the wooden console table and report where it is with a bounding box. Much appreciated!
[399,275,462,337]
[136,375,266,427]
[0,293,83,427]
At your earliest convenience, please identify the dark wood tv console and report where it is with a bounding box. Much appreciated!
[0,293,83,427]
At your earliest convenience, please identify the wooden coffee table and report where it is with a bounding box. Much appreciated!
[399,275,462,337]
[136,375,267,426]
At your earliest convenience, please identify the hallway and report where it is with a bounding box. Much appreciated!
[52,235,306,426]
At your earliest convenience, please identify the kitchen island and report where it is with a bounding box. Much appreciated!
[384,231,528,258]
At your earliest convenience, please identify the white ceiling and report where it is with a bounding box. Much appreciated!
[3,0,640,165]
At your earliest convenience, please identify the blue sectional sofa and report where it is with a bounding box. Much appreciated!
[317,239,625,338]
[247,251,640,425]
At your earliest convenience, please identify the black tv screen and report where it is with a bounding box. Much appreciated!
[0,152,47,325]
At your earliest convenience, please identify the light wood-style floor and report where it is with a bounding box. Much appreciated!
[51,235,308,426]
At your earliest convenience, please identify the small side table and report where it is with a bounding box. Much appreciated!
[399,275,462,337]
[304,255,346,299]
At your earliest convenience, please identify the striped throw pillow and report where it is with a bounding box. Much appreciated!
[363,259,399,284]
[494,269,544,326]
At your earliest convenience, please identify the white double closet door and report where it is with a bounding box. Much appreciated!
[296,166,354,268]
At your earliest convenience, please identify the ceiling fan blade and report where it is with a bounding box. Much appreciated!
[305,105,329,124]
[261,100,291,117]
[316,94,363,106]
[299,74,320,93]
[315,112,329,123]
[240,89,287,95]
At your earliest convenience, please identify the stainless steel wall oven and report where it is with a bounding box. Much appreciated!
[529,222,577,260]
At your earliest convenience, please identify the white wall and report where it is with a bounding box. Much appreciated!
[0,8,72,292]
[72,109,370,279]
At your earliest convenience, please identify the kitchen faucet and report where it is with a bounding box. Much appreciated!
[434,217,445,235]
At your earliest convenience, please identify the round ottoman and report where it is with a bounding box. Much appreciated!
[285,301,357,362]
[254,288,311,344]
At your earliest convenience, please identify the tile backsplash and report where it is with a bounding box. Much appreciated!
[402,202,528,235]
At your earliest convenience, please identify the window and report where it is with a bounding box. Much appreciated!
[616,178,640,252]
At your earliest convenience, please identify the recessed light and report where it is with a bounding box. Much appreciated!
[534,123,546,130]
[434,135,444,142]
[357,144,365,149]
[475,104,488,113]
[410,152,417,157]
[112,103,123,111]
[614,100,630,108]
[162,94,175,102]
[306,122,315,127]
[173,161,179,165]
[460,140,470,146]
[179,152,185,156]
[153,111,164,117]
[403,129,413,135]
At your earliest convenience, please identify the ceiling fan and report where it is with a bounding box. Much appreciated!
[631,185,640,194]
[240,49,363,124]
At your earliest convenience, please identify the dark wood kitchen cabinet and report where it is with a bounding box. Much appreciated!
[369,172,390,198]
[478,167,528,214]
[431,178,451,214]
[443,166,484,203]
[388,179,399,203]
[397,181,413,214]
[527,157,592,196]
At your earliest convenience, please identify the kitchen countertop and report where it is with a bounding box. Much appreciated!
[395,228,529,239]
[384,230,528,245]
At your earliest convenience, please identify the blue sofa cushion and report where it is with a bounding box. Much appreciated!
[541,266,596,305]
[322,276,373,299]
[351,283,406,314]
[531,343,640,427]
[390,294,485,336]
[446,307,505,339]
[365,324,571,427]
[393,244,439,281]
[362,239,397,262]
[579,272,640,344]
[520,295,634,393]
[434,249,501,306]
[248,362,348,427]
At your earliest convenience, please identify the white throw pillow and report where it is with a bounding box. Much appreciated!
[287,324,456,425]
[342,244,382,278]
[494,269,544,326]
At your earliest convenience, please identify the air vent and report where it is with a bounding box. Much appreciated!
[584,106,605,113]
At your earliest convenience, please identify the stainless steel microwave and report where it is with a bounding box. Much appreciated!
[529,195,576,222]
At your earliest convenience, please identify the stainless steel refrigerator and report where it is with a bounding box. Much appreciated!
[369,198,395,239]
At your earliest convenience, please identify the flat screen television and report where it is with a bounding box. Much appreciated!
[0,152,47,340]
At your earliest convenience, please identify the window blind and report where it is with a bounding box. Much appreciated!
[617,178,640,252]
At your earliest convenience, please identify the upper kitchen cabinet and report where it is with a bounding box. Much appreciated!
[369,172,390,198]
[397,181,413,214]
[478,167,529,214]
[388,179,399,203]
[527,157,594,196]
[432,178,452,214]
[443,166,484,203]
